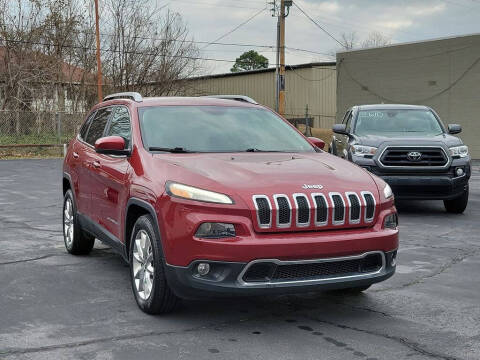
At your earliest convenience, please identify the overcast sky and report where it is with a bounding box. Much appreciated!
[161,0,479,74]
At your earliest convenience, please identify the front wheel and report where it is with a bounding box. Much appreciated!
[63,189,95,255]
[129,215,179,314]
[444,187,469,214]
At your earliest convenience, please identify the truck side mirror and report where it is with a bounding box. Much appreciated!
[448,124,462,134]
[332,124,348,135]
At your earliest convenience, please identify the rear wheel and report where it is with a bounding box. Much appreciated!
[129,215,179,314]
[444,187,469,214]
[63,189,95,255]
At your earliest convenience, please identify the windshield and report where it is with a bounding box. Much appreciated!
[354,109,444,137]
[139,106,315,153]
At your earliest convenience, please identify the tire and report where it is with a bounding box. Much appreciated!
[129,215,179,314]
[63,189,95,255]
[444,187,469,214]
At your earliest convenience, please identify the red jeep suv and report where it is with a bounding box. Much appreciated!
[62,92,398,314]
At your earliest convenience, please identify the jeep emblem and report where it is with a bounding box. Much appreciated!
[302,184,323,190]
[407,151,422,161]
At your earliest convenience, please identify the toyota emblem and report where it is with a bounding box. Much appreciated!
[407,151,422,161]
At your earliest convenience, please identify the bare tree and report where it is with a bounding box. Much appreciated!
[103,0,200,96]
[340,32,358,51]
[361,31,391,48]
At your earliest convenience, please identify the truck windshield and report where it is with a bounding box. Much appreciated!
[139,106,315,153]
[354,109,444,137]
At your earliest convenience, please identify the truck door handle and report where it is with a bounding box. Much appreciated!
[73,152,79,158]
[92,161,101,169]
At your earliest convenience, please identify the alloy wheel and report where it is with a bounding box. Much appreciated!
[132,230,154,300]
[64,198,74,248]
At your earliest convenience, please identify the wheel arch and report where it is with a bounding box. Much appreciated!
[125,198,165,262]
[63,172,73,195]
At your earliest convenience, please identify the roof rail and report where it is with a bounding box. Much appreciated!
[103,92,143,102]
[202,95,258,105]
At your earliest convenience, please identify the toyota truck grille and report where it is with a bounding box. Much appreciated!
[252,191,375,231]
[380,147,448,167]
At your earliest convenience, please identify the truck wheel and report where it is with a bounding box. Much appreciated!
[444,187,469,214]
[129,215,179,314]
[63,190,95,255]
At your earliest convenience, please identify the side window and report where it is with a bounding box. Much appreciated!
[85,108,112,146]
[106,106,132,148]
[79,112,95,140]
[345,112,353,132]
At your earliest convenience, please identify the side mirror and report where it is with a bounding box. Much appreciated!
[332,124,348,135]
[448,124,462,134]
[95,136,130,156]
[307,137,325,150]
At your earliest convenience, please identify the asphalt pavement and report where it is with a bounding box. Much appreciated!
[0,159,479,360]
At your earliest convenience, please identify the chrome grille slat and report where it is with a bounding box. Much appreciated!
[273,194,292,228]
[329,192,346,225]
[253,195,272,228]
[346,192,361,224]
[311,193,328,226]
[361,191,376,223]
[293,193,311,227]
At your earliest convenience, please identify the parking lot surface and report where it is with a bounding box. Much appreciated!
[0,159,479,360]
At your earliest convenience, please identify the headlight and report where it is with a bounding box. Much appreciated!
[166,182,233,204]
[195,223,236,238]
[383,183,393,199]
[351,145,377,157]
[449,145,468,158]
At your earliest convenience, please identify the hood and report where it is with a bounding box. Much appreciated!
[154,152,378,198]
[355,133,463,148]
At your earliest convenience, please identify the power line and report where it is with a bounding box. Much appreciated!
[201,7,267,50]
[292,1,345,49]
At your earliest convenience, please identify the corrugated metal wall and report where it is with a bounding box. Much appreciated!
[337,34,480,158]
[185,64,337,129]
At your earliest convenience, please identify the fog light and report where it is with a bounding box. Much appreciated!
[384,213,398,229]
[456,167,464,177]
[195,223,235,238]
[197,263,210,276]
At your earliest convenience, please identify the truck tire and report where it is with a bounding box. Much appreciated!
[129,215,179,314]
[63,189,95,255]
[444,187,469,214]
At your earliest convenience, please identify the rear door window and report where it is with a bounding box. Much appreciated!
[85,108,112,146]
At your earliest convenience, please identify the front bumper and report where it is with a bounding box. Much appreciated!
[164,250,397,299]
[353,157,470,200]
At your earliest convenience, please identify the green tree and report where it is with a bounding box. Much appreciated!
[230,50,268,72]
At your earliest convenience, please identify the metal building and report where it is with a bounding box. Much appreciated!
[337,33,480,158]
[184,62,337,128]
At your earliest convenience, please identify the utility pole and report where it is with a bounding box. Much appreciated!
[94,0,103,102]
[270,0,292,116]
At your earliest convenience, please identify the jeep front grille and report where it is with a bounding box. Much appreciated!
[252,191,376,230]
[379,147,448,167]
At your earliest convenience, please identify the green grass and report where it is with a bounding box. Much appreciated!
[0,133,73,145]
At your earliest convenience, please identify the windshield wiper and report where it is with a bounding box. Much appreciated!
[149,147,193,153]
[244,148,283,152]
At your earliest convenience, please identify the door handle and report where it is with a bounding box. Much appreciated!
[73,152,79,158]
[92,161,101,169]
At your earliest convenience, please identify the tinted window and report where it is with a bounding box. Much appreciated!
[106,107,131,148]
[354,109,444,137]
[79,112,95,140]
[139,106,314,153]
[85,108,112,145]
[345,112,353,132]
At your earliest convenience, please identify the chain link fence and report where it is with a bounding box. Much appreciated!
[0,111,86,157]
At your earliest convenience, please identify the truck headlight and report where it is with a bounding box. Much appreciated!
[383,183,393,199]
[449,145,468,158]
[166,182,233,204]
[351,145,377,157]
